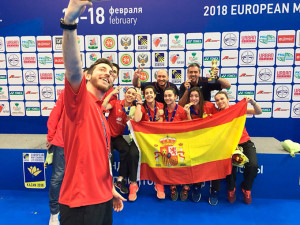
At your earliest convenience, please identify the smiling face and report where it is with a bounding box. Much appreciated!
[156,70,169,87]
[144,87,156,104]
[111,65,119,81]
[189,90,200,106]
[187,66,200,83]
[164,89,177,106]
[215,93,229,110]
[125,88,137,104]
[87,63,113,92]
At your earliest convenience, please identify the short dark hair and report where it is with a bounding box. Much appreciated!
[164,87,177,96]
[112,63,120,75]
[87,58,113,75]
[187,63,201,72]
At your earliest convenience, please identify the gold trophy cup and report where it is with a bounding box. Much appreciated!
[208,59,218,83]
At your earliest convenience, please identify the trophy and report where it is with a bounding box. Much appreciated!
[208,59,218,84]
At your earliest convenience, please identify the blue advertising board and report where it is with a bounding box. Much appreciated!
[0,0,299,142]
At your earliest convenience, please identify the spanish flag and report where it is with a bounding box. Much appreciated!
[128,100,247,185]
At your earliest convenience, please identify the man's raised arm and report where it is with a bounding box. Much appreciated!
[62,0,92,93]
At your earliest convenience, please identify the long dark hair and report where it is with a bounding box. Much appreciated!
[187,87,205,118]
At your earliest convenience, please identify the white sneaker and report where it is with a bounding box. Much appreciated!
[49,213,60,225]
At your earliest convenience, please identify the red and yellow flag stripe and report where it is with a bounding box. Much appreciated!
[128,100,247,185]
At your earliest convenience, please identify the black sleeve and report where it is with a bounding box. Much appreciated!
[140,82,152,91]
[178,83,185,99]
[209,82,222,91]
[170,83,180,96]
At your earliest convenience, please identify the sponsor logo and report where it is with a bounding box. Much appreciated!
[239,73,255,77]
[294,88,300,96]
[26,107,40,112]
[153,37,167,48]
[137,36,148,49]
[7,40,19,48]
[205,38,219,43]
[187,52,200,64]
[22,40,35,49]
[0,103,5,113]
[0,40,3,49]
[0,74,6,79]
[186,39,202,44]
[172,70,182,83]
[276,86,289,98]
[278,35,295,43]
[120,36,132,49]
[89,53,98,62]
[26,91,38,95]
[203,56,219,62]
[41,87,53,98]
[154,53,165,66]
[87,37,98,49]
[104,54,114,62]
[54,57,64,64]
[238,91,254,95]
[261,108,272,112]
[274,107,289,111]
[276,70,291,79]
[293,103,300,115]
[295,71,300,79]
[257,90,272,94]
[223,33,237,46]
[40,72,52,80]
[258,53,274,61]
[12,103,22,111]
[25,70,37,82]
[38,56,52,65]
[121,70,131,83]
[55,37,62,49]
[172,35,182,45]
[9,74,21,79]
[258,68,272,81]
[9,91,23,96]
[37,40,51,48]
[241,35,256,44]
[277,53,293,62]
[138,71,149,82]
[8,54,20,66]
[220,73,237,79]
[241,51,254,64]
[42,106,53,111]
[222,56,237,60]
[120,54,132,66]
[23,56,36,64]
[104,37,115,49]
[56,89,64,97]
[295,53,300,61]
[137,53,148,66]
[259,35,276,44]
[153,37,162,47]
[170,54,180,64]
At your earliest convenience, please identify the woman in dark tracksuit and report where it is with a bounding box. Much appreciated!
[214,91,262,205]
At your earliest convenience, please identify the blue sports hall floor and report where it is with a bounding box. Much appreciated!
[1,186,300,225]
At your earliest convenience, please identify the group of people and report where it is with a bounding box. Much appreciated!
[47,1,262,225]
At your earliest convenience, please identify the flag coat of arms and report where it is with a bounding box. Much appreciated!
[128,100,247,185]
